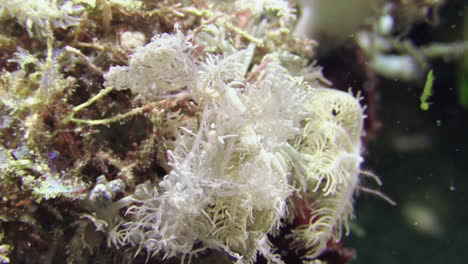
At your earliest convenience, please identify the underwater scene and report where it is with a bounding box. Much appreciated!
[0,0,467,263]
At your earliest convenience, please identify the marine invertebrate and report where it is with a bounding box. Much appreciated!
[284,88,364,260]
[102,28,366,263]
[0,1,377,263]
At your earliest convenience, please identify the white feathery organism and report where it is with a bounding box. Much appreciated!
[287,89,364,195]
[285,88,365,259]
[242,57,309,150]
[103,29,366,262]
[195,45,254,104]
[288,176,357,259]
[104,30,197,101]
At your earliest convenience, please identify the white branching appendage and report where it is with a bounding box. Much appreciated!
[104,28,366,263]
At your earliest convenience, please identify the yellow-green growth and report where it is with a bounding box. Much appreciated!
[421,69,435,111]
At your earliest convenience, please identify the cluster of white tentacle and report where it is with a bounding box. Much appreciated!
[105,30,365,263]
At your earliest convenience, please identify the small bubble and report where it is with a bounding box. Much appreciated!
[449,185,455,191]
